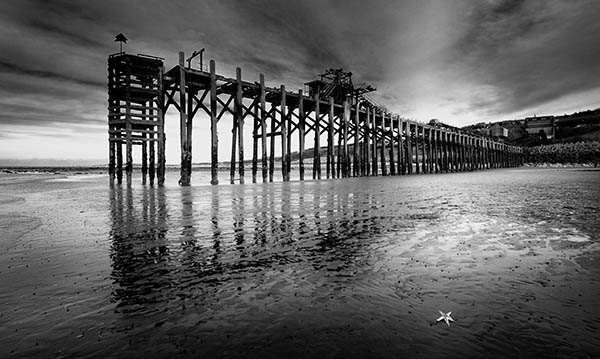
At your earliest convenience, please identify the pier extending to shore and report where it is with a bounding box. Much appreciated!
[108,51,523,186]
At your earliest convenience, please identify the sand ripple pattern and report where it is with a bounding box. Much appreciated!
[1,169,599,358]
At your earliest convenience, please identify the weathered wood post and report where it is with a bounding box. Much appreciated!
[236,67,245,184]
[327,97,334,179]
[125,60,133,187]
[252,103,258,183]
[109,140,116,185]
[281,85,290,181]
[371,108,378,176]
[117,142,123,184]
[149,132,155,186]
[397,117,403,175]
[415,124,420,174]
[157,65,166,186]
[380,113,388,176]
[299,90,306,181]
[260,74,268,182]
[407,122,413,175]
[210,59,219,185]
[353,101,360,177]
[179,52,191,186]
[389,115,396,176]
[269,103,275,182]
[142,134,148,185]
[313,94,321,180]
[421,125,427,174]
[342,100,350,178]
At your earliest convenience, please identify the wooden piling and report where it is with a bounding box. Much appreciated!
[342,100,350,178]
[353,101,360,177]
[179,52,191,186]
[313,94,321,180]
[269,103,275,182]
[380,113,387,176]
[281,85,289,181]
[157,64,166,186]
[235,68,245,183]
[389,115,396,176]
[299,90,306,181]
[210,59,219,185]
[252,103,258,183]
[149,133,155,186]
[327,97,334,179]
[117,141,123,184]
[260,74,268,182]
[142,134,148,185]
[109,139,115,185]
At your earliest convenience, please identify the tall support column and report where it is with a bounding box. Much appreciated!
[353,101,360,177]
[380,113,388,176]
[365,108,371,176]
[327,97,334,179]
[269,103,275,182]
[371,109,378,176]
[142,135,148,185]
[389,115,396,176]
[149,132,155,186]
[415,124,420,174]
[397,118,403,175]
[342,100,350,178]
[117,141,123,184]
[281,85,289,181]
[299,90,306,181]
[336,111,342,178]
[313,95,321,180]
[433,129,439,173]
[260,74,268,182]
[210,59,219,185]
[421,126,427,174]
[230,104,238,185]
[237,67,245,184]
[109,139,116,185]
[125,62,133,186]
[179,52,191,186]
[407,122,413,175]
[252,102,258,183]
[157,65,166,186]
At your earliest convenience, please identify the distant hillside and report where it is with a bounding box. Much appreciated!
[463,108,600,147]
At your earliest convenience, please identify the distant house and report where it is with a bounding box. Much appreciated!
[489,124,508,138]
[524,116,555,139]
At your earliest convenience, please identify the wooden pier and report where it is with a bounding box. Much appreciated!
[108,51,524,186]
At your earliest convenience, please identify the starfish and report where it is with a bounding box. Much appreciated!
[436,311,454,326]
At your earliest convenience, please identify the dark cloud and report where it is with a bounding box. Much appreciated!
[0,61,105,89]
[452,0,600,115]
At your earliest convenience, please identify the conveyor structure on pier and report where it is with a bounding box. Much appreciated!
[108,51,523,186]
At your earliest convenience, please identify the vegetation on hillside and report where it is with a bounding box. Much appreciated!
[524,141,600,165]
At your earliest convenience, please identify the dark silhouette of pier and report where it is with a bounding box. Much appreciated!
[107,51,523,186]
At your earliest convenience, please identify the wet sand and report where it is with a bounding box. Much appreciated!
[1,169,599,358]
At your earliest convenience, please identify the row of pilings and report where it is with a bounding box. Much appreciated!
[108,52,523,186]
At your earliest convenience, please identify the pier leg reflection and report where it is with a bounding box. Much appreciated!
[109,186,170,311]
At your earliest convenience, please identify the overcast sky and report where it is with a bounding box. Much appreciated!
[1,0,599,163]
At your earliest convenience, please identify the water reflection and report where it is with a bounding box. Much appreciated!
[101,172,600,358]
[109,186,169,312]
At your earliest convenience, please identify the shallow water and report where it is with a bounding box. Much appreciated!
[1,168,599,358]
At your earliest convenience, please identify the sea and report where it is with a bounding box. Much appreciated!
[1,168,599,358]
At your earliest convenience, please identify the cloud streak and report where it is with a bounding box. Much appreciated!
[0,0,599,160]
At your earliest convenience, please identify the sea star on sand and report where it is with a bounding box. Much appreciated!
[437,311,454,326]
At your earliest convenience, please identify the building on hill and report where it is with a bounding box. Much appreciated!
[524,116,555,141]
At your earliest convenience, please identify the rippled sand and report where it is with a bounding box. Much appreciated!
[1,169,599,358]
